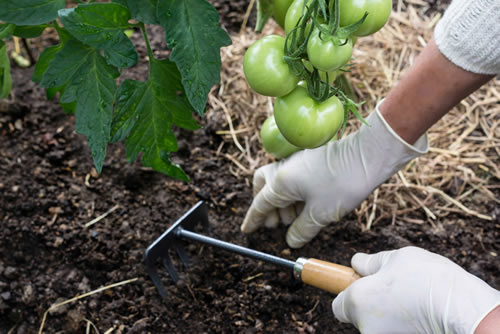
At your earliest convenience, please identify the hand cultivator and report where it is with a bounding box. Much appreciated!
[145,201,359,298]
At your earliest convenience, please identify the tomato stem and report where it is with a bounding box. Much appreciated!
[140,23,154,61]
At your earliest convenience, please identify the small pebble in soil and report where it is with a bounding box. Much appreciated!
[281,248,291,256]
[22,284,34,304]
[3,267,17,280]
[64,308,84,333]
[176,279,186,288]
[1,291,11,300]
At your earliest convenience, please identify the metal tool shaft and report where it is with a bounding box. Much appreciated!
[175,227,296,270]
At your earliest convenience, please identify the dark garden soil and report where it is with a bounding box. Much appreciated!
[0,1,498,333]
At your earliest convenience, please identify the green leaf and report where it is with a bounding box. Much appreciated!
[41,40,119,172]
[59,3,138,68]
[256,0,273,33]
[111,58,199,181]
[55,25,73,44]
[0,23,16,39]
[32,44,62,83]
[158,0,231,115]
[0,41,12,99]
[45,84,76,115]
[34,36,70,101]
[0,0,65,25]
[113,0,159,25]
[13,25,47,38]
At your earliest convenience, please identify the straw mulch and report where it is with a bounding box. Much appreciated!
[206,0,500,231]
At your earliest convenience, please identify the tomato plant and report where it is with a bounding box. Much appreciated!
[261,115,301,159]
[339,0,392,36]
[274,85,344,148]
[307,25,353,72]
[243,35,299,97]
[284,0,313,35]
[0,0,231,181]
[273,0,295,28]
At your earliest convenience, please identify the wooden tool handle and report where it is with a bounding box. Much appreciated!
[300,258,360,294]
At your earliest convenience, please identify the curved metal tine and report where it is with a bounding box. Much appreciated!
[173,239,190,268]
[162,253,179,283]
[145,259,167,298]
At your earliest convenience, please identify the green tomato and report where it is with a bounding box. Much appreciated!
[307,26,353,72]
[303,60,341,84]
[274,85,344,148]
[339,0,392,37]
[284,0,313,35]
[273,0,295,28]
[243,35,299,97]
[261,115,301,159]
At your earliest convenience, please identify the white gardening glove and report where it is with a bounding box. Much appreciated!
[332,246,500,334]
[241,101,429,248]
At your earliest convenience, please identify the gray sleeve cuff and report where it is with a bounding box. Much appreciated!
[434,0,500,75]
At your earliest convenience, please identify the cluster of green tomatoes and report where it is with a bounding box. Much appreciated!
[243,0,392,159]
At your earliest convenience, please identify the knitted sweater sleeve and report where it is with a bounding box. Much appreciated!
[434,0,500,75]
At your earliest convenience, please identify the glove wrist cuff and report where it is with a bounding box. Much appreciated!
[375,99,429,155]
[355,101,429,184]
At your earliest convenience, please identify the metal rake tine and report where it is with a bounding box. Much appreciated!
[145,259,167,298]
[162,253,179,283]
[173,240,191,268]
[144,201,209,298]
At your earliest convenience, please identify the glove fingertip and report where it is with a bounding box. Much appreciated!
[285,207,325,248]
[285,227,306,249]
[332,291,349,323]
[240,223,250,233]
[241,211,261,234]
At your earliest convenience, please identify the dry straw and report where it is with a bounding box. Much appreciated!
[208,0,499,230]
[38,277,138,334]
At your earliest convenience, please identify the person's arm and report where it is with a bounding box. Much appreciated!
[331,247,500,334]
[380,38,494,145]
